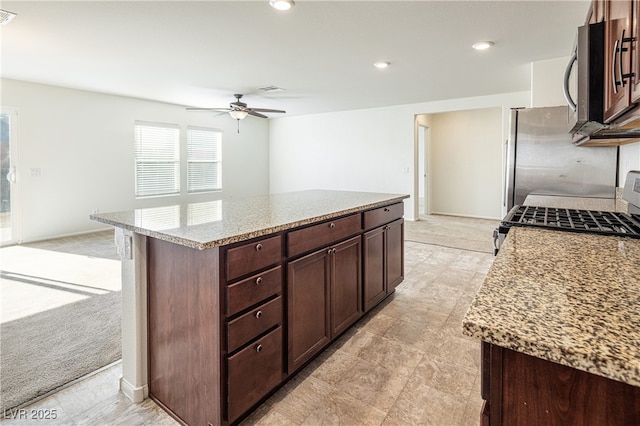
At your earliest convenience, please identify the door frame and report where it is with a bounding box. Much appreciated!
[413,115,431,220]
[1,107,20,245]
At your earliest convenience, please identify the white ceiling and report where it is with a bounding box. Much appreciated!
[1,0,590,117]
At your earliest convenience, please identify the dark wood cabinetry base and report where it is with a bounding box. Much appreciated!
[481,342,640,425]
[147,202,405,425]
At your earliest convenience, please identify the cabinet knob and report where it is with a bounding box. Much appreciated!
[329,222,336,229]
[327,248,333,255]
[255,344,263,353]
[255,277,263,285]
[255,310,263,319]
[332,248,337,254]
[384,208,389,212]
[255,243,263,251]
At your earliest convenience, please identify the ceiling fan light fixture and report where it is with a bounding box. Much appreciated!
[229,110,249,120]
[269,0,295,11]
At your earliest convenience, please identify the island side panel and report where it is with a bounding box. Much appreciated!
[488,344,640,425]
[147,237,223,426]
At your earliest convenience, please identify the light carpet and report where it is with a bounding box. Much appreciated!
[0,290,121,411]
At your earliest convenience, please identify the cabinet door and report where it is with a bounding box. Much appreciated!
[331,236,362,336]
[386,219,404,293]
[363,227,386,312]
[632,0,640,103]
[590,0,605,24]
[287,249,331,373]
[604,0,634,122]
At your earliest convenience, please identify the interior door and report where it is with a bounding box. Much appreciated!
[1,108,18,245]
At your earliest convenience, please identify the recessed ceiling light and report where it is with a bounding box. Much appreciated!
[269,0,295,11]
[472,41,494,50]
[374,61,390,69]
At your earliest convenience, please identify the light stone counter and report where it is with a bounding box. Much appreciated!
[463,226,640,387]
[90,189,408,405]
[90,190,409,250]
[523,195,619,211]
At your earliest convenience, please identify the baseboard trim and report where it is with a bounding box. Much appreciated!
[120,377,149,403]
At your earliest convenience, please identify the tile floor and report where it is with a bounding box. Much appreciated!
[1,217,496,426]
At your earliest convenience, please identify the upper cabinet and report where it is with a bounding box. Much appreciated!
[603,0,635,122]
[632,0,640,102]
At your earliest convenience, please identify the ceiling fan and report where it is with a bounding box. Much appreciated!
[187,94,286,132]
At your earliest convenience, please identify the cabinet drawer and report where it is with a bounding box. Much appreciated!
[227,327,283,423]
[226,235,282,281]
[227,296,282,353]
[226,266,282,317]
[363,203,403,230]
[287,214,361,257]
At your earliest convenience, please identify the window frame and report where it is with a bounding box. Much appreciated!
[134,121,181,198]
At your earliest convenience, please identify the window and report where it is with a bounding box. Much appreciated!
[187,126,222,193]
[134,122,180,197]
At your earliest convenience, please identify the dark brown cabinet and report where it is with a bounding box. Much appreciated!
[330,236,363,336]
[632,0,640,102]
[480,342,640,425]
[146,202,404,425]
[287,247,332,373]
[287,235,362,373]
[363,218,404,312]
[603,0,635,122]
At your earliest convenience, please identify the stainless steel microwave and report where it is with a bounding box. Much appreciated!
[564,21,640,144]
[564,22,605,143]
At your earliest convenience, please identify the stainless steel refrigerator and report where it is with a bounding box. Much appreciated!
[505,106,618,211]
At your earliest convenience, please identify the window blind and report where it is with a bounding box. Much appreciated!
[187,126,222,193]
[134,122,180,197]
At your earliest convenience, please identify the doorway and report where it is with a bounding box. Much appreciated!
[1,108,18,245]
[414,119,430,219]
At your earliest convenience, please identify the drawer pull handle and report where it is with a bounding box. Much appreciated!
[329,222,335,229]
[256,344,263,353]
[255,243,263,251]
[255,310,263,319]
[255,277,263,285]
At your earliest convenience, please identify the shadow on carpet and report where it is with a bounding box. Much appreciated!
[0,291,121,411]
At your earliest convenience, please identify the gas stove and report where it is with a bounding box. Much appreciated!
[499,206,640,238]
[493,170,640,255]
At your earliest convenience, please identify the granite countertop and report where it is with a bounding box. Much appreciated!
[90,190,409,250]
[523,195,620,211]
[463,226,640,387]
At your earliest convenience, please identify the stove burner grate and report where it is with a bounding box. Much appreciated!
[503,206,640,238]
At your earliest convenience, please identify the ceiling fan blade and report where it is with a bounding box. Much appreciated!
[186,107,231,112]
[247,110,268,119]
[248,108,286,113]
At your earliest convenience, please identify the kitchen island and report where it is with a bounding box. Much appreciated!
[91,190,408,425]
[463,226,640,425]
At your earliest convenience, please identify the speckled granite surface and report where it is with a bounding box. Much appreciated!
[523,195,619,211]
[463,227,640,387]
[90,190,408,250]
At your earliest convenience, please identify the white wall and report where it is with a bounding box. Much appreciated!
[269,91,530,221]
[1,79,270,243]
[531,56,571,108]
[429,108,503,219]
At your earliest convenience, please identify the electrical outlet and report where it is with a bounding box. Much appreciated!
[30,168,41,177]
